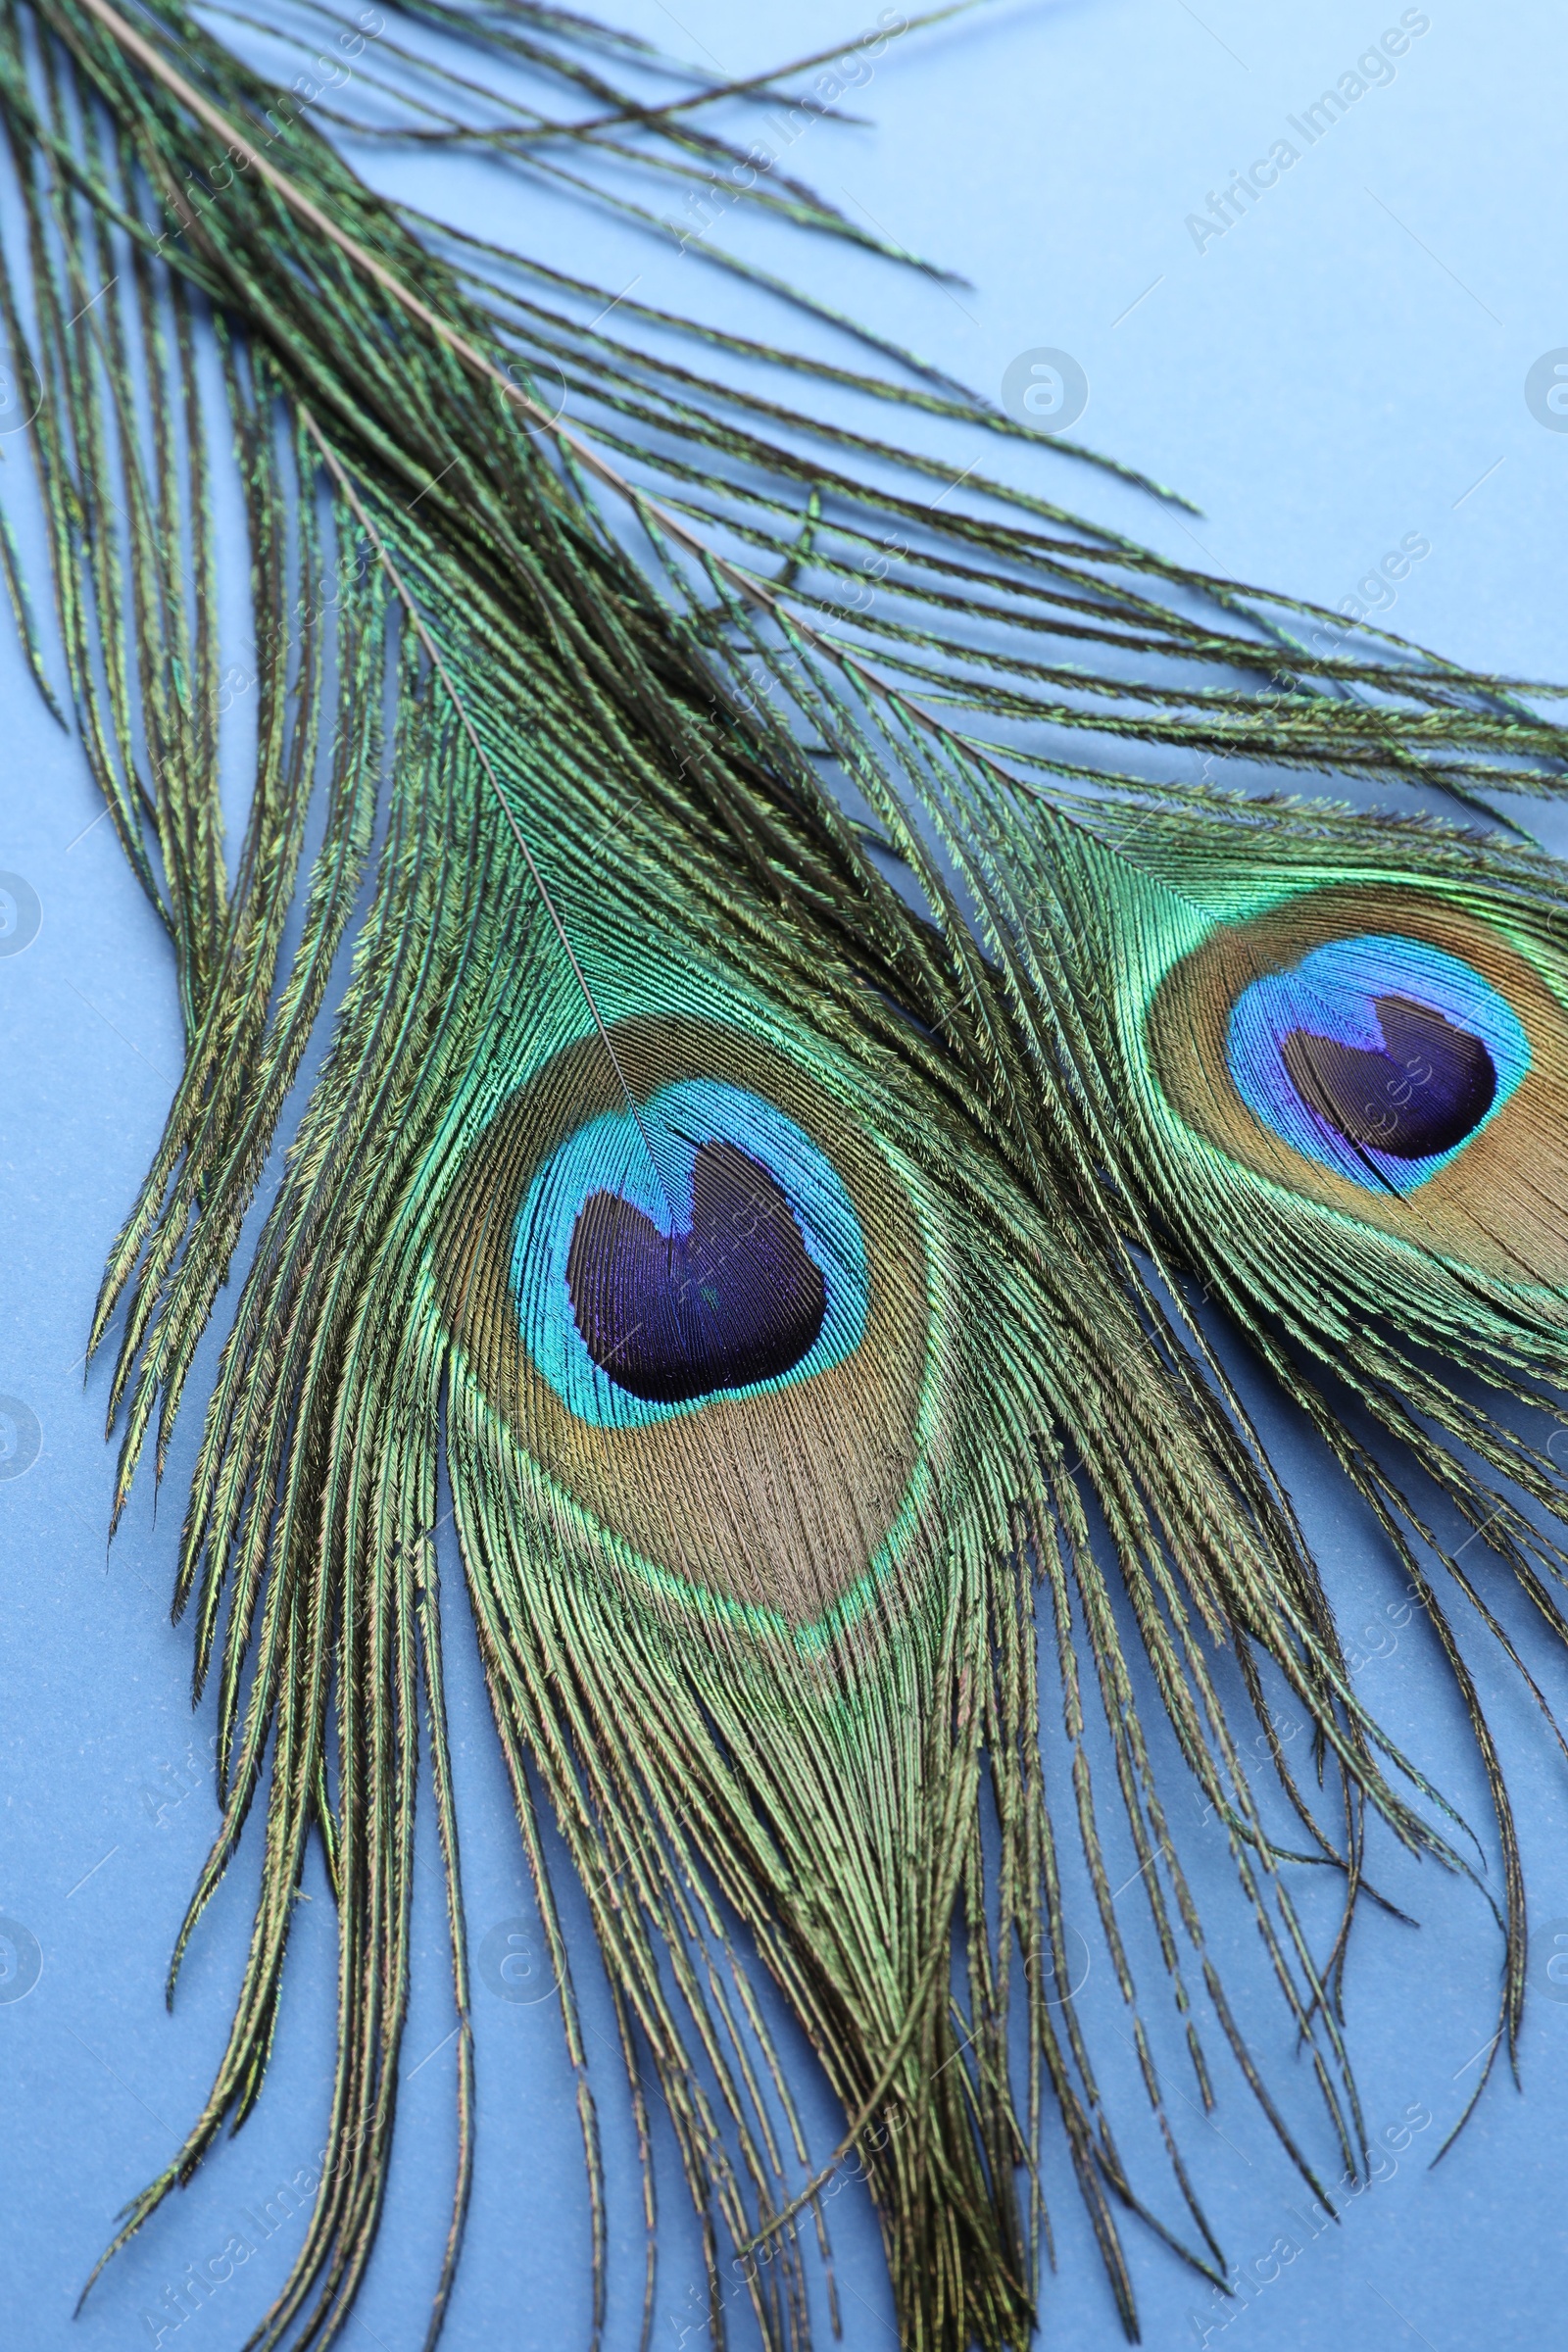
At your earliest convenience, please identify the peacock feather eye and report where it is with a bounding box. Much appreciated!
[564,1139,827,1402]
[513,1076,869,1425]
[1146,885,1568,1286]
[437,1016,940,1630]
[1225,934,1528,1193]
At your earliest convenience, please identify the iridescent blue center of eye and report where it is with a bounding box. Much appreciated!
[1226,934,1530,1196]
[566,1139,825,1403]
[513,1080,869,1429]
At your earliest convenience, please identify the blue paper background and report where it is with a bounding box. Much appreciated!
[4,2,1568,2345]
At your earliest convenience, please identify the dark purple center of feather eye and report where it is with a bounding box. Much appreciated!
[564,1141,827,1404]
[1280,994,1496,1161]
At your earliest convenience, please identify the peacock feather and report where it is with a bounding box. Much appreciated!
[5,3,1568,2348]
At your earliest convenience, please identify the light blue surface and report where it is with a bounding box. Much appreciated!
[4,4,1568,2348]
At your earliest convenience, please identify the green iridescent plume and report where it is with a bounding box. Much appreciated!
[6,4,1568,2349]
